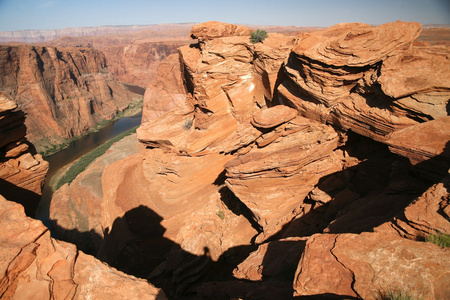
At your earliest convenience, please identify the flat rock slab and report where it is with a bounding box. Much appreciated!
[251,105,298,128]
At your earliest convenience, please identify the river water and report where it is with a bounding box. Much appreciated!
[35,85,144,226]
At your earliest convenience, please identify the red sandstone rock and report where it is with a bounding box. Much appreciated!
[50,134,145,254]
[190,21,251,42]
[99,149,257,264]
[138,29,296,156]
[233,237,307,281]
[279,21,449,181]
[142,53,188,123]
[0,194,166,299]
[251,105,297,128]
[376,175,450,240]
[225,117,344,241]
[294,232,450,299]
[39,21,450,298]
[386,117,450,180]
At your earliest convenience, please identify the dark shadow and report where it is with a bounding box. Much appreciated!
[219,186,263,235]
[51,222,102,256]
[294,294,360,299]
[0,178,41,217]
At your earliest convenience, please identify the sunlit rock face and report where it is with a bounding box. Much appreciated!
[278,21,450,179]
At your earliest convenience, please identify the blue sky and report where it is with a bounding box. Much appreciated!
[0,0,448,31]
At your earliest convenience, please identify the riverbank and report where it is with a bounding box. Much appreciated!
[53,125,139,191]
[35,108,144,223]
[39,83,145,157]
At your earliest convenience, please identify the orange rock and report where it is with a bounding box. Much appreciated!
[0,194,166,299]
[294,232,450,299]
[279,21,449,172]
[225,117,343,241]
[142,53,188,124]
[50,134,145,254]
[251,105,298,128]
[376,175,450,239]
[190,21,251,41]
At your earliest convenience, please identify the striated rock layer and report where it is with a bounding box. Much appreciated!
[0,94,48,215]
[0,44,138,153]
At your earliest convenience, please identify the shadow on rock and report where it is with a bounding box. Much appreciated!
[0,178,41,217]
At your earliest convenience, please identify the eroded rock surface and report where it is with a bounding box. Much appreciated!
[294,232,450,299]
[0,194,166,300]
[50,134,145,254]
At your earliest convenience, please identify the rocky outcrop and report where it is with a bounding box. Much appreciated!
[0,194,166,299]
[278,21,450,179]
[0,44,137,153]
[190,21,252,41]
[0,94,48,215]
[98,42,187,88]
[141,53,187,123]
[46,21,450,299]
[293,232,450,299]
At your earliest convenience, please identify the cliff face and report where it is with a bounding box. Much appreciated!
[101,42,186,87]
[0,44,136,153]
[0,94,48,215]
[49,21,450,299]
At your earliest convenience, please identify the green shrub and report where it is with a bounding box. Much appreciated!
[216,210,225,220]
[378,290,419,300]
[250,29,268,43]
[55,126,138,190]
[183,118,193,130]
[426,232,450,248]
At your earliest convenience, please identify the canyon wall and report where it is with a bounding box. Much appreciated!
[0,44,138,153]
[49,21,450,299]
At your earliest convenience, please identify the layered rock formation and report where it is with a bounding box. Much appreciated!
[0,94,48,215]
[48,21,450,299]
[0,44,137,153]
[278,21,450,178]
[0,194,166,299]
